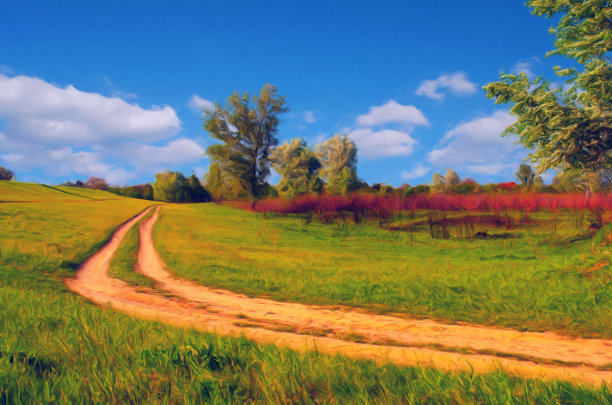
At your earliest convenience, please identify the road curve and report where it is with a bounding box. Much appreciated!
[67,206,612,387]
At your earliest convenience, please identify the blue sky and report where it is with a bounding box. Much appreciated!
[0,1,567,186]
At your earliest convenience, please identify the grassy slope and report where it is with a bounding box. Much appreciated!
[1,183,610,403]
[153,203,612,338]
[0,182,124,202]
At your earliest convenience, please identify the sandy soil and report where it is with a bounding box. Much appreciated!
[67,206,612,387]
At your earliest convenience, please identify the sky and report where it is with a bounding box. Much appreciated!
[0,0,569,187]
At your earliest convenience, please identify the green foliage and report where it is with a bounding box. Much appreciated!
[153,172,211,203]
[315,134,360,195]
[402,184,430,196]
[516,164,536,191]
[270,138,323,198]
[203,84,288,199]
[484,0,611,176]
[456,178,480,195]
[0,166,15,181]
[109,184,154,200]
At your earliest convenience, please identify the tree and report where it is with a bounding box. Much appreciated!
[315,134,360,195]
[203,84,288,199]
[0,166,15,181]
[153,172,211,203]
[185,174,212,202]
[431,169,460,193]
[516,164,536,192]
[484,0,611,183]
[153,171,187,202]
[270,138,323,198]
[84,176,109,190]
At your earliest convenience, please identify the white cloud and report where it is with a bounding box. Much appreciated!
[3,145,133,184]
[415,72,477,100]
[427,111,525,176]
[466,163,516,175]
[401,163,429,180]
[356,100,428,127]
[303,110,316,124]
[0,74,180,145]
[189,94,215,113]
[348,128,417,159]
[113,138,206,172]
[0,74,207,184]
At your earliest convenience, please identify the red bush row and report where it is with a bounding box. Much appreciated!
[246,192,612,215]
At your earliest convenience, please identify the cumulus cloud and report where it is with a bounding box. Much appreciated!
[112,138,205,173]
[415,72,477,100]
[0,74,180,145]
[401,163,429,180]
[348,128,417,158]
[427,110,524,176]
[356,100,428,127]
[303,110,316,124]
[0,74,206,184]
[189,94,215,113]
[341,101,428,159]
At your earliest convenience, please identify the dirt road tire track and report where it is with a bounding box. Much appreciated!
[67,206,612,387]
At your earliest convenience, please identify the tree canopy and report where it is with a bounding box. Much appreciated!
[153,172,211,203]
[315,134,361,195]
[203,84,288,199]
[484,0,611,177]
[270,138,323,198]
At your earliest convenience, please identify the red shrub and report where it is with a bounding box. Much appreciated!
[246,192,612,217]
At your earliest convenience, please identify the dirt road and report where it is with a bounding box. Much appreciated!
[67,206,612,386]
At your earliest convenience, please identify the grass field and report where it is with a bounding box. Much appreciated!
[1,183,611,403]
[153,203,612,338]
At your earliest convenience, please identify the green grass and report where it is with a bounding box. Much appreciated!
[1,182,611,403]
[153,203,612,338]
[0,181,124,202]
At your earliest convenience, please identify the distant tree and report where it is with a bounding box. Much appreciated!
[153,172,187,202]
[185,174,211,202]
[114,184,155,200]
[203,84,288,199]
[484,0,611,190]
[315,134,360,195]
[84,177,109,190]
[533,176,545,192]
[0,166,15,181]
[431,169,460,193]
[270,138,323,198]
[430,173,446,194]
[516,164,536,192]
[456,178,479,194]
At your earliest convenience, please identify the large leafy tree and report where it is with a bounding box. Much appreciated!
[315,134,360,195]
[484,0,611,181]
[203,84,288,199]
[270,138,323,198]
